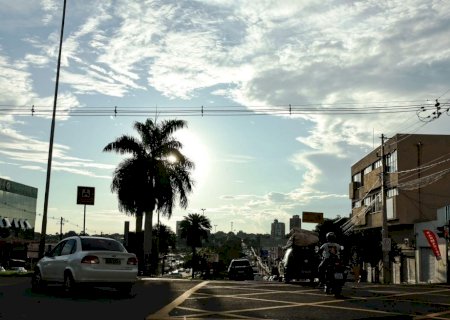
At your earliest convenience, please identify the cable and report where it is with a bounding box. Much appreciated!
[0,102,427,118]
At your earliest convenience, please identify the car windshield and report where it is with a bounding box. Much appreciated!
[81,238,126,252]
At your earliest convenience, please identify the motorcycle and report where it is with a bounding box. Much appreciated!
[322,252,347,297]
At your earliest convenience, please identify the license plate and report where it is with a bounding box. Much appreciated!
[105,258,121,265]
[334,272,343,279]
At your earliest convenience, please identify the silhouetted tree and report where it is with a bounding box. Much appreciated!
[104,118,194,274]
[179,213,211,279]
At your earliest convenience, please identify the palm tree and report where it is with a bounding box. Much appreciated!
[103,118,194,274]
[179,213,211,279]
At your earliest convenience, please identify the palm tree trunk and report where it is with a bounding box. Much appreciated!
[143,210,154,275]
[136,212,143,233]
[191,246,196,279]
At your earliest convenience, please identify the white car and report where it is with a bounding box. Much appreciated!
[31,236,138,295]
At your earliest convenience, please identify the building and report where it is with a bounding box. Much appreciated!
[349,133,450,283]
[289,215,301,231]
[0,177,37,237]
[414,205,449,284]
[270,219,285,241]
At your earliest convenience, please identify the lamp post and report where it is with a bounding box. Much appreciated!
[38,0,67,259]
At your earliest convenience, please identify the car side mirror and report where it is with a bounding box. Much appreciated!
[44,251,52,257]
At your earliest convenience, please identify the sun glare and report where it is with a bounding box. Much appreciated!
[167,154,178,164]
[176,130,210,187]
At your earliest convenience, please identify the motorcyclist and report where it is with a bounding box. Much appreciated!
[317,232,341,287]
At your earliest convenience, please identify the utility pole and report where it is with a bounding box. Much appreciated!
[59,217,64,240]
[39,0,67,259]
[380,134,391,284]
[201,208,206,215]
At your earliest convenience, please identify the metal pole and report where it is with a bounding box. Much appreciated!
[39,0,67,259]
[381,134,390,283]
[83,204,86,235]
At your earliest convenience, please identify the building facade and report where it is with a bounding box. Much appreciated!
[289,215,301,231]
[349,134,450,283]
[0,177,37,236]
[270,219,285,240]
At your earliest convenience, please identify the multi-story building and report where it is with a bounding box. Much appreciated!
[349,133,450,282]
[270,219,285,241]
[289,215,301,231]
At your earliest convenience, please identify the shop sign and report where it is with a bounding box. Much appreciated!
[423,229,442,260]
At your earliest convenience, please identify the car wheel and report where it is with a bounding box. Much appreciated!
[31,269,46,293]
[63,272,77,295]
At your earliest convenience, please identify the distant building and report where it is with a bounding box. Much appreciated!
[270,219,285,240]
[289,215,301,230]
[0,177,37,237]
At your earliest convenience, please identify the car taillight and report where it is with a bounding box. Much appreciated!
[81,255,100,264]
[127,257,138,265]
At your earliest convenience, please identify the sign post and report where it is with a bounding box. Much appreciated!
[77,186,95,235]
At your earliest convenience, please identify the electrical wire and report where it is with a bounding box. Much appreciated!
[0,101,429,118]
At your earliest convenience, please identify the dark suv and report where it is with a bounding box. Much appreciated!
[228,259,254,280]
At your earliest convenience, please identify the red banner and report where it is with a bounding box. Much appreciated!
[423,229,442,260]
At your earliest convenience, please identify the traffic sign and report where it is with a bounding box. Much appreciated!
[302,211,324,223]
[77,186,95,205]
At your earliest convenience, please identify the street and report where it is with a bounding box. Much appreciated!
[1,276,450,319]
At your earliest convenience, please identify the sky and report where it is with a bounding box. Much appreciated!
[1,0,450,236]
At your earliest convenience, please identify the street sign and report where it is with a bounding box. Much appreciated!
[77,186,95,205]
[302,211,324,223]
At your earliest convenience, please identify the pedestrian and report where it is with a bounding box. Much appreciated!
[351,251,361,287]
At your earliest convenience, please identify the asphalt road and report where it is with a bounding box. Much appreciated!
[1,276,450,320]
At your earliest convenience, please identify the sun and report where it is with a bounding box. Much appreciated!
[175,129,210,187]
[167,154,178,164]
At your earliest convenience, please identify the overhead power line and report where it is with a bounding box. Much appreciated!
[0,102,435,117]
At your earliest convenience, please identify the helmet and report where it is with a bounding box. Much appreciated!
[326,232,336,242]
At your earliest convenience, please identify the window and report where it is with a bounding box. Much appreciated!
[363,165,372,175]
[387,188,398,198]
[49,241,66,257]
[353,201,361,208]
[374,159,382,169]
[386,150,397,172]
[81,238,126,252]
[363,197,371,207]
[353,172,361,183]
[61,239,76,256]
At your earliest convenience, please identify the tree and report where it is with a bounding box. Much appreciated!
[179,213,211,279]
[103,118,194,274]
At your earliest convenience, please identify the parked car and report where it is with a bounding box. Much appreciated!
[31,236,138,295]
[228,258,254,280]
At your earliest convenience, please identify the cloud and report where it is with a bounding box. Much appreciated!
[222,154,255,163]
[0,121,114,179]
